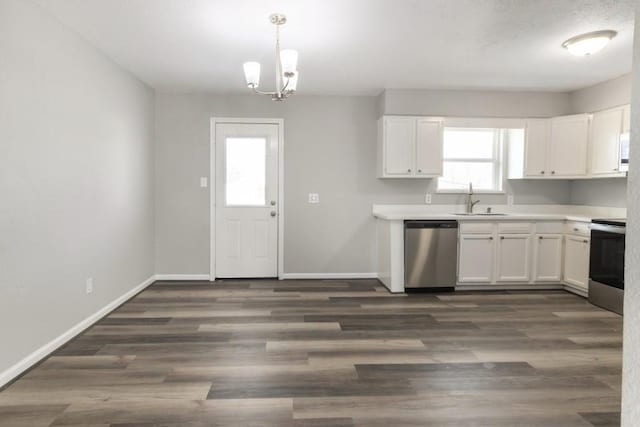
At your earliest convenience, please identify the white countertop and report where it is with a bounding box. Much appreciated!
[372,204,626,223]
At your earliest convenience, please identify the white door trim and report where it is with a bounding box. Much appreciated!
[210,118,285,280]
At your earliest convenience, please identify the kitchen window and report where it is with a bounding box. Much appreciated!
[437,127,505,192]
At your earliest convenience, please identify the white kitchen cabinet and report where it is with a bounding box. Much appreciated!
[533,234,563,282]
[548,114,590,177]
[496,234,531,282]
[381,117,414,176]
[564,235,590,291]
[415,118,444,176]
[378,116,443,178]
[524,119,550,177]
[458,234,495,283]
[590,107,624,176]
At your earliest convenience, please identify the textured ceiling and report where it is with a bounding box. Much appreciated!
[34,0,635,94]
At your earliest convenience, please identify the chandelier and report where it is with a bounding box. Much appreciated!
[243,14,299,101]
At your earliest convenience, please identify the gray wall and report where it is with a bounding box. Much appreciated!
[383,89,571,117]
[0,0,155,376]
[568,74,632,208]
[155,91,572,276]
[622,8,640,425]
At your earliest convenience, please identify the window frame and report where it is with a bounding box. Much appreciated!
[436,127,505,194]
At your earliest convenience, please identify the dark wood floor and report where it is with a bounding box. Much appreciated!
[0,279,622,426]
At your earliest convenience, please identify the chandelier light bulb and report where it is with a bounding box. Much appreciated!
[243,62,261,87]
[280,49,299,76]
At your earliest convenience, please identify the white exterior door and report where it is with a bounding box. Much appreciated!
[215,123,279,278]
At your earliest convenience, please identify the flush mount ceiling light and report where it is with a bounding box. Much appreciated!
[243,14,299,101]
[562,30,617,56]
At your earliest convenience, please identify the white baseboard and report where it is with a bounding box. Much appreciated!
[0,274,156,389]
[154,274,211,281]
[280,273,378,280]
[563,283,589,298]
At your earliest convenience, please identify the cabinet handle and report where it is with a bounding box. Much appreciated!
[539,236,543,240]
[541,171,545,175]
[489,236,494,240]
[583,239,589,244]
[407,169,411,173]
[500,236,505,240]
[551,171,556,174]
[573,228,579,232]
[418,169,422,173]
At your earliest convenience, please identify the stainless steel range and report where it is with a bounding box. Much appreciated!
[589,218,625,315]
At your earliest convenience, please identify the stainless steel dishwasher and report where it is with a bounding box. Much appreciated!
[404,220,458,289]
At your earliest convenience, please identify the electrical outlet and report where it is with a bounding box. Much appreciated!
[425,194,432,204]
[200,177,208,188]
[507,195,514,206]
[86,278,93,294]
[308,193,320,204]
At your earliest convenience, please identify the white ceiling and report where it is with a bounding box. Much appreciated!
[34,0,636,95]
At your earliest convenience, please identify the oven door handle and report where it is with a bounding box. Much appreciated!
[590,223,626,234]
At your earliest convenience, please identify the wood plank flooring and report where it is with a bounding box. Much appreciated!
[0,279,622,426]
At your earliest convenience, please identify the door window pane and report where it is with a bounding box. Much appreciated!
[225,137,266,206]
[443,129,495,159]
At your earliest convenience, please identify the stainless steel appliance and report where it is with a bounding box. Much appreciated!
[404,220,458,289]
[589,219,625,315]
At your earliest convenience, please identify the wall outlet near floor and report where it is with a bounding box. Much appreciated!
[507,195,514,206]
[425,194,432,204]
[86,277,93,294]
[200,177,208,188]
[308,193,320,204]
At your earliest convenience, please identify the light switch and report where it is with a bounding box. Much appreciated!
[308,193,320,204]
[425,194,432,204]
[200,177,208,188]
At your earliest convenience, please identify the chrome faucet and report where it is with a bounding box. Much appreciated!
[466,183,480,214]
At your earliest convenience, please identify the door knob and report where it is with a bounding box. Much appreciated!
[270,200,276,206]
[270,211,277,217]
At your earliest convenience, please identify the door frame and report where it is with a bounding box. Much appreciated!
[209,117,285,280]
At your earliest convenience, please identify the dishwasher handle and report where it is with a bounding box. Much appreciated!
[405,220,458,229]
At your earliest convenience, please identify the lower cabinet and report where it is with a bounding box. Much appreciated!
[564,235,590,291]
[496,234,531,282]
[533,234,563,282]
[458,234,495,283]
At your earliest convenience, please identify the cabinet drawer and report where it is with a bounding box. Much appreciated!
[459,222,494,234]
[497,222,533,234]
[565,221,591,236]
[535,222,564,234]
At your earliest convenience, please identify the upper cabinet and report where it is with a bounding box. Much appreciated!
[378,116,443,178]
[548,114,590,177]
[590,107,624,176]
[509,107,629,180]
[523,119,550,178]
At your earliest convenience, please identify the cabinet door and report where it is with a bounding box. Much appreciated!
[591,108,623,175]
[384,117,415,175]
[458,234,495,283]
[564,235,590,290]
[533,234,563,282]
[548,115,590,177]
[496,234,531,282]
[415,119,443,176]
[524,119,549,177]
[623,104,631,133]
